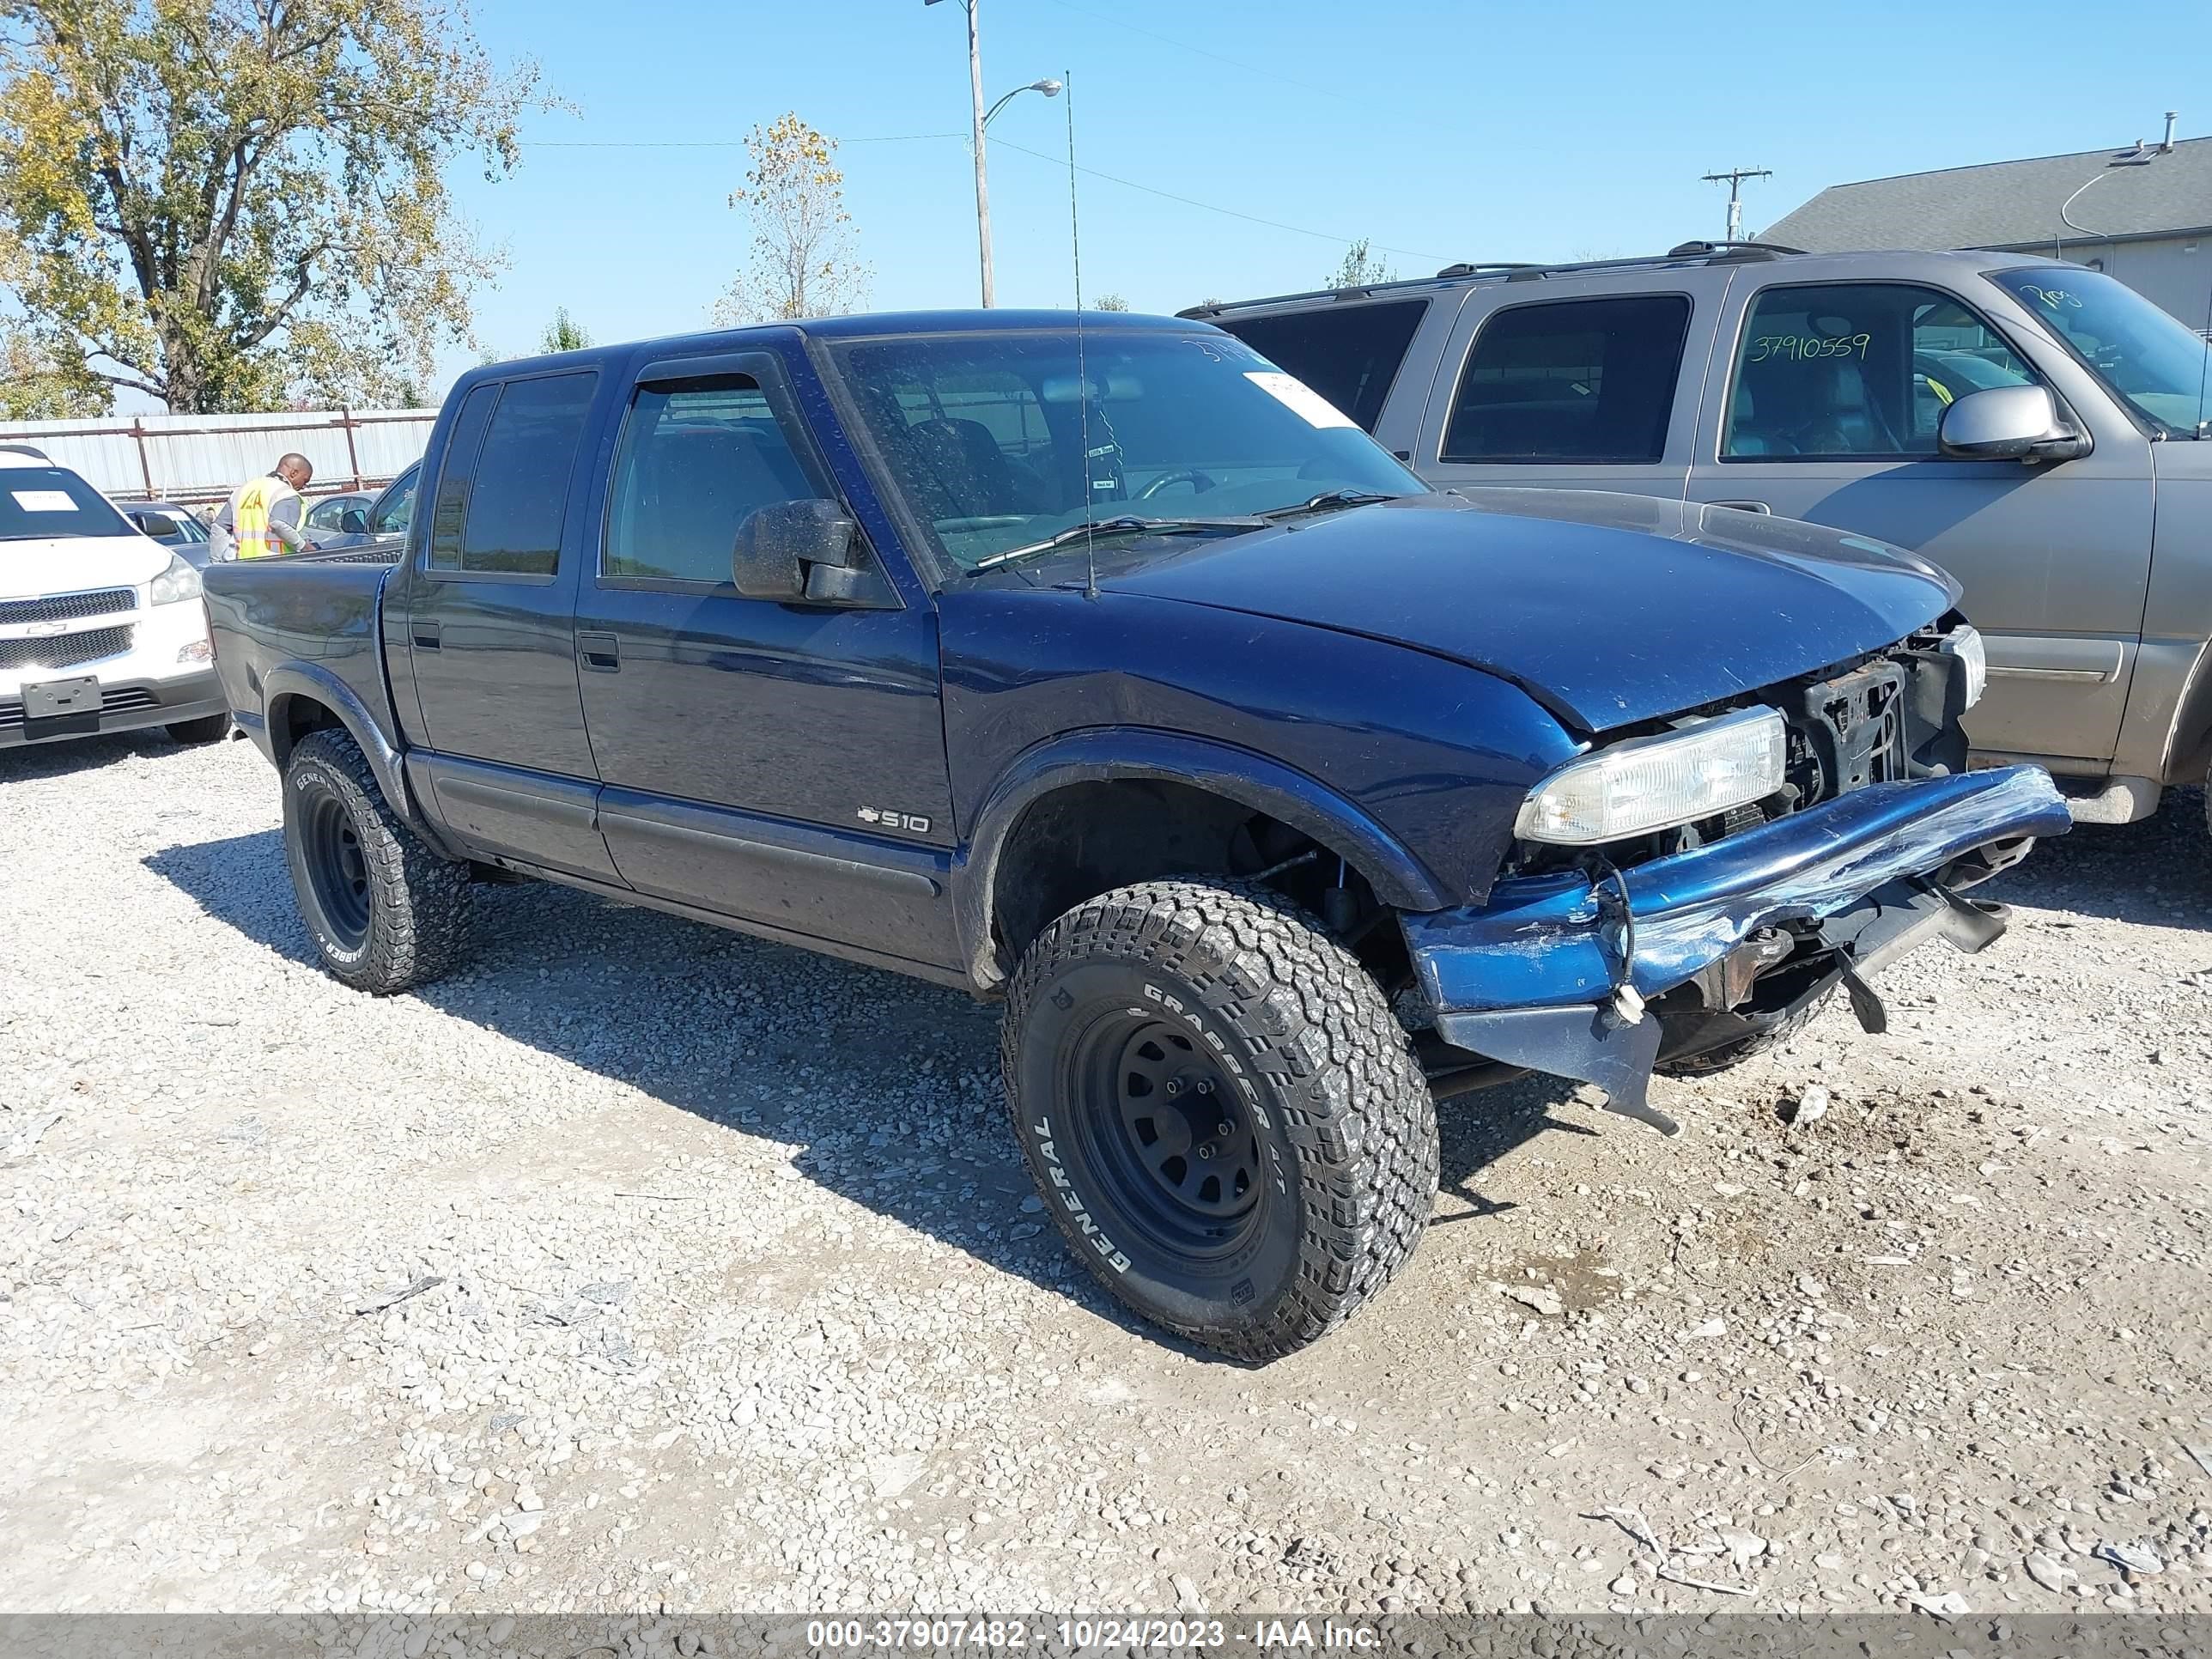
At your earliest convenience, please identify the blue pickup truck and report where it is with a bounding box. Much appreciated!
[203,310,2068,1360]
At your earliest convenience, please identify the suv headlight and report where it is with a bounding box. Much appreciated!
[149,551,203,605]
[1941,623,1986,709]
[1516,706,1788,845]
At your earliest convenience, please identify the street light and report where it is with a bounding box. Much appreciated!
[925,0,1059,306]
[985,79,1061,129]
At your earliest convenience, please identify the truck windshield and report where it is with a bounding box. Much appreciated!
[1992,266,2212,438]
[0,465,135,542]
[830,329,1424,571]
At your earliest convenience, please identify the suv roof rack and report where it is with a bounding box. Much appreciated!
[0,442,52,461]
[1176,269,1493,319]
[1182,240,1810,319]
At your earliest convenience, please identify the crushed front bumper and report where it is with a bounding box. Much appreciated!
[1401,765,2070,1131]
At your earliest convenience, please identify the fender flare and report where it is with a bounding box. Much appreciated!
[2161,641,2212,784]
[954,727,1451,988]
[259,661,451,853]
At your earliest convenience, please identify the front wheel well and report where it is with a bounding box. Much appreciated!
[986,777,1407,985]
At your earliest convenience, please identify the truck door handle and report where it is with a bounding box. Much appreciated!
[578,631,621,672]
[411,620,441,649]
[1710,499,1771,514]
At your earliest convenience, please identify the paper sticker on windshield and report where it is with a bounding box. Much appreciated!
[1245,371,1356,429]
[9,489,76,512]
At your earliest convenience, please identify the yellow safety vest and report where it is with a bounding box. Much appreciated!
[234,475,292,560]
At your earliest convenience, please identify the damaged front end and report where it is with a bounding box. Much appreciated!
[1401,632,2069,1132]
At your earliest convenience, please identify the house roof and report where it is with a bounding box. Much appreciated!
[1764,136,2212,253]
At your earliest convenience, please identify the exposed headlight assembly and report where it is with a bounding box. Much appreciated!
[149,551,203,605]
[1941,623,1986,709]
[1516,706,1788,846]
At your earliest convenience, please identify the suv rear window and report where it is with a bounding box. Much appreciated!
[1441,295,1691,465]
[1214,300,1427,433]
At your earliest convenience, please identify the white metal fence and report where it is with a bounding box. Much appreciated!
[0,407,436,507]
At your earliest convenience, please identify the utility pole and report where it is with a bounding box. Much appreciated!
[927,0,996,307]
[1702,166,1771,243]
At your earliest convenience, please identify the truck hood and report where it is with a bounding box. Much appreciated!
[0,532,167,599]
[1100,489,1960,733]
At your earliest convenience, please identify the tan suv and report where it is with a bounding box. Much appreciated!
[1190,242,2212,831]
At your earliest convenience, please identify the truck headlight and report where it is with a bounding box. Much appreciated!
[149,552,203,605]
[1942,623,1986,709]
[1515,706,1788,845]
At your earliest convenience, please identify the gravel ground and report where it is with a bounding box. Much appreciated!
[2,731,2209,1618]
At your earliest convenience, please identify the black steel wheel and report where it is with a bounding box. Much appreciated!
[298,787,373,952]
[281,727,473,994]
[1003,878,1438,1363]
[1073,1014,1267,1259]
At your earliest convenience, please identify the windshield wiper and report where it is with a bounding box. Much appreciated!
[974,514,1265,570]
[1260,489,1406,520]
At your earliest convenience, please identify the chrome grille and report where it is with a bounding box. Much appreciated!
[0,625,135,672]
[0,587,137,625]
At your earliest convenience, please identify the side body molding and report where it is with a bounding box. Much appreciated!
[953,727,1452,989]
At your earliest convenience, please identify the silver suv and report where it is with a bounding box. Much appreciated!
[1190,243,2212,831]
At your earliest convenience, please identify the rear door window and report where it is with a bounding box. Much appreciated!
[1723,283,2038,459]
[1215,300,1428,433]
[1441,295,1691,464]
[428,371,598,575]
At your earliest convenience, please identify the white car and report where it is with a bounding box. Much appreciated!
[1,447,229,750]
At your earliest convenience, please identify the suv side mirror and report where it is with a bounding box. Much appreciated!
[732,496,877,603]
[339,507,368,535]
[1939,385,2087,464]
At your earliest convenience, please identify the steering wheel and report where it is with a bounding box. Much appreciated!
[1137,468,1218,501]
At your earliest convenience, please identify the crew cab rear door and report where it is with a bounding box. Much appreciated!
[391,367,623,883]
[570,344,958,969]
[1413,266,1735,501]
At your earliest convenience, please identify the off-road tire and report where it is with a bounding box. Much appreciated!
[166,714,231,744]
[282,727,472,994]
[1001,878,1438,1362]
[1656,991,1831,1077]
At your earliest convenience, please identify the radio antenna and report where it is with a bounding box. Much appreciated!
[1064,69,1097,600]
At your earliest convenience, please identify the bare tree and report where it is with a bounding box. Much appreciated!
[1093,292,1130,312]
[713,113,871,325]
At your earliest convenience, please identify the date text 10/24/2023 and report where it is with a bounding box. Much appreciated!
[803,1618,1387,1650]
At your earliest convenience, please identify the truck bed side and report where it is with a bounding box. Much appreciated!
[203,551,426,835]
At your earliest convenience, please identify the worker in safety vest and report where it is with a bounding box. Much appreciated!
[214,453,316,560]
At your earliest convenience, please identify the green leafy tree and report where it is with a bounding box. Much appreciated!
[1323,238,1395,289]
[1092,292,1129,312]
[713,112,870,325]
[0,0,547,412]
[0,319,105,416]
[539,306,590,353]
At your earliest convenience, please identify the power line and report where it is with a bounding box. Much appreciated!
[988,137,1445,262]
[519,129,1441,262]
[1041,0,1349,104]
[520,131,968,149]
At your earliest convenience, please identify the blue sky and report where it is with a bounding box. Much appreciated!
[442,0,2209,389]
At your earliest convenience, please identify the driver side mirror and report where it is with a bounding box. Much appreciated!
[1938,385,2087,464]
[339,507,368,535]
[732,496,880,604]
